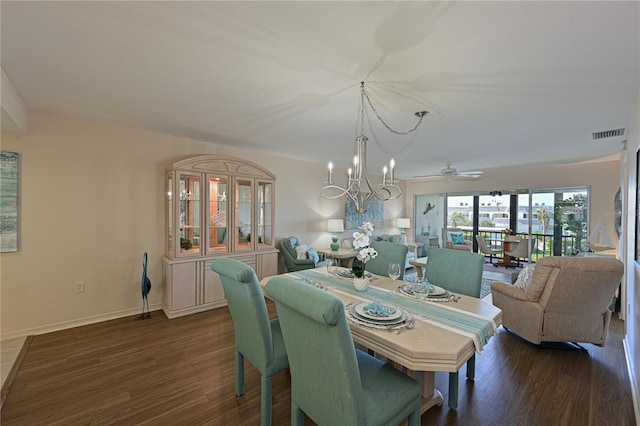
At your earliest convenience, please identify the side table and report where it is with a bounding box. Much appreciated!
[317,248,358,268]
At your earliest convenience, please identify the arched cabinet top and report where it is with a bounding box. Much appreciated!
[169,155,275,180]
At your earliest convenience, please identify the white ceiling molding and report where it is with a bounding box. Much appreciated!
[1,67,28,134]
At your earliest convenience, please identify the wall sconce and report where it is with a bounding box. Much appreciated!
[327,219,344,251]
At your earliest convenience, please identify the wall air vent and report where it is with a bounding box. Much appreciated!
[592,128,625,140]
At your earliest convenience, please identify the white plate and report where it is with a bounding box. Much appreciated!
[353,302,402,321]
[350,305,407,325]
[411,284,446,296]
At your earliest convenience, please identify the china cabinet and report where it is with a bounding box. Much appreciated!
[163,155,278,318]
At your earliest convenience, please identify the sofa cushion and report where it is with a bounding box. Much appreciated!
[295,244,309,260]
[450,232,466,245]
[307,247,319,264]
[513,264,535,290]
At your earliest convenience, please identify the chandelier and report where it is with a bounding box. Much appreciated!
[321,82,428,213]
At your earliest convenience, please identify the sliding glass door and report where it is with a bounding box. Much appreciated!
[419,187,589,260]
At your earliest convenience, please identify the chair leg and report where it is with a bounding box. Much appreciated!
[291,402,305,426]
[408,408,421,426]
[466,354,475,380]
[260,375,273,426]
[235,351,245,396]
[448,372,459,410]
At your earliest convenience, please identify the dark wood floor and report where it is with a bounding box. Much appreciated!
[1,301,636,426]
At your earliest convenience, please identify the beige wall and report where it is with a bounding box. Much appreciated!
[0,111,404,339]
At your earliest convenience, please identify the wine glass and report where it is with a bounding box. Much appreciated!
[388,262,401,287]
[326,254,337,275]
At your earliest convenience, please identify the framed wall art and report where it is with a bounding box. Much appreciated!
[1,151,19,252]
[345,198,384,229]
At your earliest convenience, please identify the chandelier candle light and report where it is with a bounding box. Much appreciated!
[321,81,428,214]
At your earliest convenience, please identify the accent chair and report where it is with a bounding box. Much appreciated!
[210,258,289,426]
[505,237,534,267]
[476,235,502,264]
[423,247,485,409]
[280,236,324,272]
[491,256,624,347]
[365,240,409,280]
[265,276,422,426]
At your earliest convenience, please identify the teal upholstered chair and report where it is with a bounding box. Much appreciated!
[280,236,324,272]
[210,258,289,426]
[365,241,409,280]
[423,247,484,409]
[265,276,422,426]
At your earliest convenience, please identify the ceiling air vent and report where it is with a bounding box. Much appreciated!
[592,128,625,140]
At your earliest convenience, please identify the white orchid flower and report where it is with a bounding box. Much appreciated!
[357,247,378,263]
[352,231,370,249]
[360,221,375,236]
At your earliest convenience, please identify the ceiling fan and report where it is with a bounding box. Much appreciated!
[414,163,484,180]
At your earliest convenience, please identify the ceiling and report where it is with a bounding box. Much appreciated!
[2,1,638,180]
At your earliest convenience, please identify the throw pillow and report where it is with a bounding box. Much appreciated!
[307,247,319,264]
[513,264,535,290]
[295,244,309,260]
[450,232,465,245]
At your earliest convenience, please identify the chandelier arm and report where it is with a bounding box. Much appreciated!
[361,84,425,135]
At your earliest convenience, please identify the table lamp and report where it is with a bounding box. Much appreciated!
[327,219,344,251]
[397,218,410,234]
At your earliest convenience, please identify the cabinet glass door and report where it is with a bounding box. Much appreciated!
[179,173,201,255]
[236,179,253,250]
[208,176,228,253]
[257,181,273,247]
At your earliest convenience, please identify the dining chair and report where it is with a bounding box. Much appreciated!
[365,240,409,280]
[210,258,289,426]
[423,247,484,409]
[505,237,534,267]
[475,235,502,265]
[264,276,422,426]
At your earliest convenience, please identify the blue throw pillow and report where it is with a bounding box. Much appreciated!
[307,247,319,264]
[451,232,466,245]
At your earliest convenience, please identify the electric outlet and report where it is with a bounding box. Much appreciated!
[75,281,85,293]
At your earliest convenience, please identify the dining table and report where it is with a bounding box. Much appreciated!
[260,267,502,413]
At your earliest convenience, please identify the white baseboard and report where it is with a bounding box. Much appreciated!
[0,303,162,342]
[623,337,640,426]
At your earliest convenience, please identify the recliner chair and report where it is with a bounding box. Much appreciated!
[491,256,624,347]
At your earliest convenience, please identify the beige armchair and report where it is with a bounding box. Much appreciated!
[444,227,472,251]
[491,256,624,347]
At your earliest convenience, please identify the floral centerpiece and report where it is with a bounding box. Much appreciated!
[501,228,514,236]
[351,222,378,281]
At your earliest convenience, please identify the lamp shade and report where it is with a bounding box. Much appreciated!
[396,218,410,229]
[327,219,344,233]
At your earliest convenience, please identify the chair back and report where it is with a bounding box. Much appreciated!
[366,241,408,279]
[526,256,623,309]
[506,237,533,259]
[210,258,274,368]
[475,235,492,254]
[280,236,299,263]
[424,248,484,297]
[265,276,365,425]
